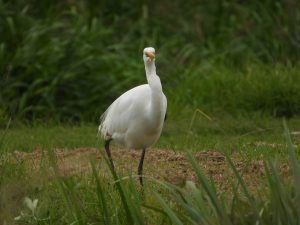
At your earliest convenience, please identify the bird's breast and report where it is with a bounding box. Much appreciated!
[124,121,164,149]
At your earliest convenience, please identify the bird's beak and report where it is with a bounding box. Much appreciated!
[145,52,155,60]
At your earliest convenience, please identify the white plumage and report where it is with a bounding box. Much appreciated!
[99,47,167,185]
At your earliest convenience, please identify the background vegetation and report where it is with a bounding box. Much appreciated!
[1,0,300,123]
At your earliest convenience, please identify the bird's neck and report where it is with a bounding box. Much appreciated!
[145,61,162,92]
[145,61,164,124]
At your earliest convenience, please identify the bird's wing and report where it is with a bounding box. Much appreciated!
[163,93,167,121]
[99,84,150,140]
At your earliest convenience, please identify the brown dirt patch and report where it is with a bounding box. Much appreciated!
[10,148,291,191]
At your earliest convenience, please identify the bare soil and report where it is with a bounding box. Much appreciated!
[11,148,290,191]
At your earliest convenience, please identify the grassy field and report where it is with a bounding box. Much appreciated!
[1,114,300,158]
[1,115,300,224]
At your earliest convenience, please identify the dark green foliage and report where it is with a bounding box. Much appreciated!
[0,0,300,121]
[170,63,300,117]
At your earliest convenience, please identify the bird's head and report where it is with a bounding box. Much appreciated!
[143,47,156,63]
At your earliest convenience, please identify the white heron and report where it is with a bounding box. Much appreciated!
[99,47,167,185]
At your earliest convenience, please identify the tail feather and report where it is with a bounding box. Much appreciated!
[99,106,112,140]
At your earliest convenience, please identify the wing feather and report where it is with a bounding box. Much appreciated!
[99,84,150,140]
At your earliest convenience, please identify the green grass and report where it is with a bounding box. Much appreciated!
[162,112,300,160]
[1,114,300,159]
[1,118,300,224]
[168,63,300,117]
[0,123,98,153]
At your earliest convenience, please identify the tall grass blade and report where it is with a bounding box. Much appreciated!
[225,153,263,224]
[47,148,84,224]
[283,119,300,224]
[90,160,111,225]
[100,150,134,225]
[154,192,184,225]
[186,152,232,225]
[125,177,145,225]
[268,160,295,223]
[165,181,211,225]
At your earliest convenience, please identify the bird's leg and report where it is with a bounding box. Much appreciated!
[138,148,146,186]
[104,140,115,171]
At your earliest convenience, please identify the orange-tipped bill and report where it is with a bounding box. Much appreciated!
[145,52,155,60]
